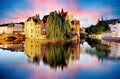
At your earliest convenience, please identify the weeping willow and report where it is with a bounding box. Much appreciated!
[46,11,71,41]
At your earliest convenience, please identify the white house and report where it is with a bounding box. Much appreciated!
[0,23,24,34]
[0,24,8,34]
[110,23,120,37]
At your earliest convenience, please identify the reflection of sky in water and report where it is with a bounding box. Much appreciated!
[0,49,28,64]
[0,49,30,79]
[0,41,120,79]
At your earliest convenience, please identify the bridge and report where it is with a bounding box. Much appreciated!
[0,33,24,40]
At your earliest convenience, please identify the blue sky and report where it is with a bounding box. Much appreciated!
[0,0,120,27]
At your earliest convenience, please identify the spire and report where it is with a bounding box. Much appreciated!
[101,16,103,21]
[36,14,40,21]
[37,14,40,19]
[61,8,64,13]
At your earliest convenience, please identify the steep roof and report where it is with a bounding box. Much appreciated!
[26,14,40,23]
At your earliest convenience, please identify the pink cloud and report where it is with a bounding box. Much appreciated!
[27,0,102,24]
[0,0,112,26]
[28,0,93,19]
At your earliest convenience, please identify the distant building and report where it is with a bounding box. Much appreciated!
[0,24,8,34]
[110,23,120,37]
[0,22,24,34]
[100,17,120,38]
[24,14,46,39]
[99,17,120,27]
[7,22,24,34]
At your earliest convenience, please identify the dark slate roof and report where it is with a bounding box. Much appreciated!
[0,24,9,27]
[26,15,40,23]
[18,22,24,25]
[0,22,24,27]
[101,19,120,24]
[42,15,49,24]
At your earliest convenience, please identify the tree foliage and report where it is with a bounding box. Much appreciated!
[85,21,109,34]
[46,11,71,41]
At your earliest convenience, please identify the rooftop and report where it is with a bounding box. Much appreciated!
[26,14,40,23]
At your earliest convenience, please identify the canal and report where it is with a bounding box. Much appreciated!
[0,38,120,79]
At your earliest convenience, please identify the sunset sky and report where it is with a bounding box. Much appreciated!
[0,0,120,27]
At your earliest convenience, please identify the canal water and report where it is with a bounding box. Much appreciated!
[0,38,120,79]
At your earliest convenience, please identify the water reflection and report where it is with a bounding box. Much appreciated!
[0,39,24,52]
[24,39,80,70]
[0,38,120,79]
[102,40,120,59]
[84,38,120,61]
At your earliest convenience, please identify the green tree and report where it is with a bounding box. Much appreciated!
[46,11,71,41]
[86,38,110,59]
[85,21,109,34]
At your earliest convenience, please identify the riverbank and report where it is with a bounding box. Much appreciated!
[25,38,80,44]
[0,38,80,45]
[0,33,80,44]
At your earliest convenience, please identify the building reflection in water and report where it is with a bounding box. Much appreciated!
[0,39,24,52]
[102,40,120,59]
[85,38,120,61]
[24,39,80,70]
[24,39,46,66]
